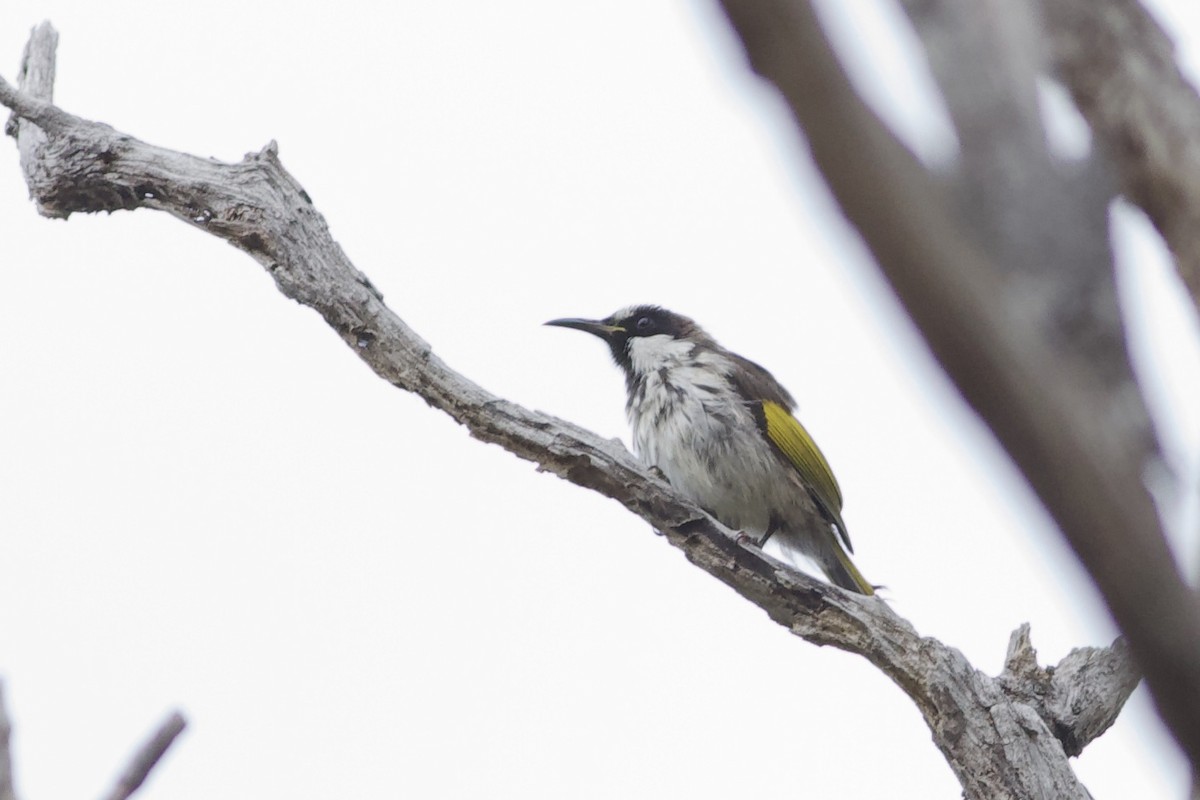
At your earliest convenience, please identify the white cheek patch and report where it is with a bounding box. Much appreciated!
[627,334,694,374]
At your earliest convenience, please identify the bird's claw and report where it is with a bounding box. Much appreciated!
[735,531,774,549]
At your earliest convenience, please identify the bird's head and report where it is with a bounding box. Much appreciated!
[545,305,711,375]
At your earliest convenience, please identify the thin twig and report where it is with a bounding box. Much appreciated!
[99,711,187,800]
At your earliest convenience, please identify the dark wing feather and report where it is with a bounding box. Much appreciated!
[725,352,795,409]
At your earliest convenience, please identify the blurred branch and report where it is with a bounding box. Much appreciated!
[0,680,184,800]
[0,20,1146,800]
[100,711,188,800]
[897,0,1049,226]
[717,0,1200,781]
[897,0,1162,466]
[0,682,15,800]
[1040,0,1200,313]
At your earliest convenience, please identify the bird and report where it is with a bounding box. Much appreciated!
[546,305,873,595]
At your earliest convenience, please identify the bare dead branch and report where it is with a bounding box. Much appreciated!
[1048,637,1141,755]
[1040,0,1200,313]
[0,18,1147,800]
[100,711,187,800]
[1001,624,1140,756]
[716,0,1200,778]
[4,22,57,219]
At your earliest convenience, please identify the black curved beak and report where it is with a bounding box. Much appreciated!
[544,317,624,340]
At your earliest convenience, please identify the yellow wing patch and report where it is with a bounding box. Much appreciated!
[760,400,848,544]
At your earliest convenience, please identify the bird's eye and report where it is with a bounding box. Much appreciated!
[635,316,654,332]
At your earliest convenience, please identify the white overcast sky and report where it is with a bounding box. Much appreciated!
[2,2,1199,798]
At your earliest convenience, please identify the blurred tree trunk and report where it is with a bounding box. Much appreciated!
[719,0,1200,783]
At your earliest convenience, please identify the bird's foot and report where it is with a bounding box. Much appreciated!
[736,530,775,549]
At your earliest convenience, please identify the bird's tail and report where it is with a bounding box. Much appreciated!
[824,542,875,596]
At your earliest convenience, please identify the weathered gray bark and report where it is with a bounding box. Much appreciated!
[0,12,1163,800]
[1001,624,1139,758]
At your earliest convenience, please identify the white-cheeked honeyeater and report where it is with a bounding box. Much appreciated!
[547,305,873,595]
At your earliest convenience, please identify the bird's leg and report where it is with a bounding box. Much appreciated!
[733,514,779,548]
[754,514,782,548]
